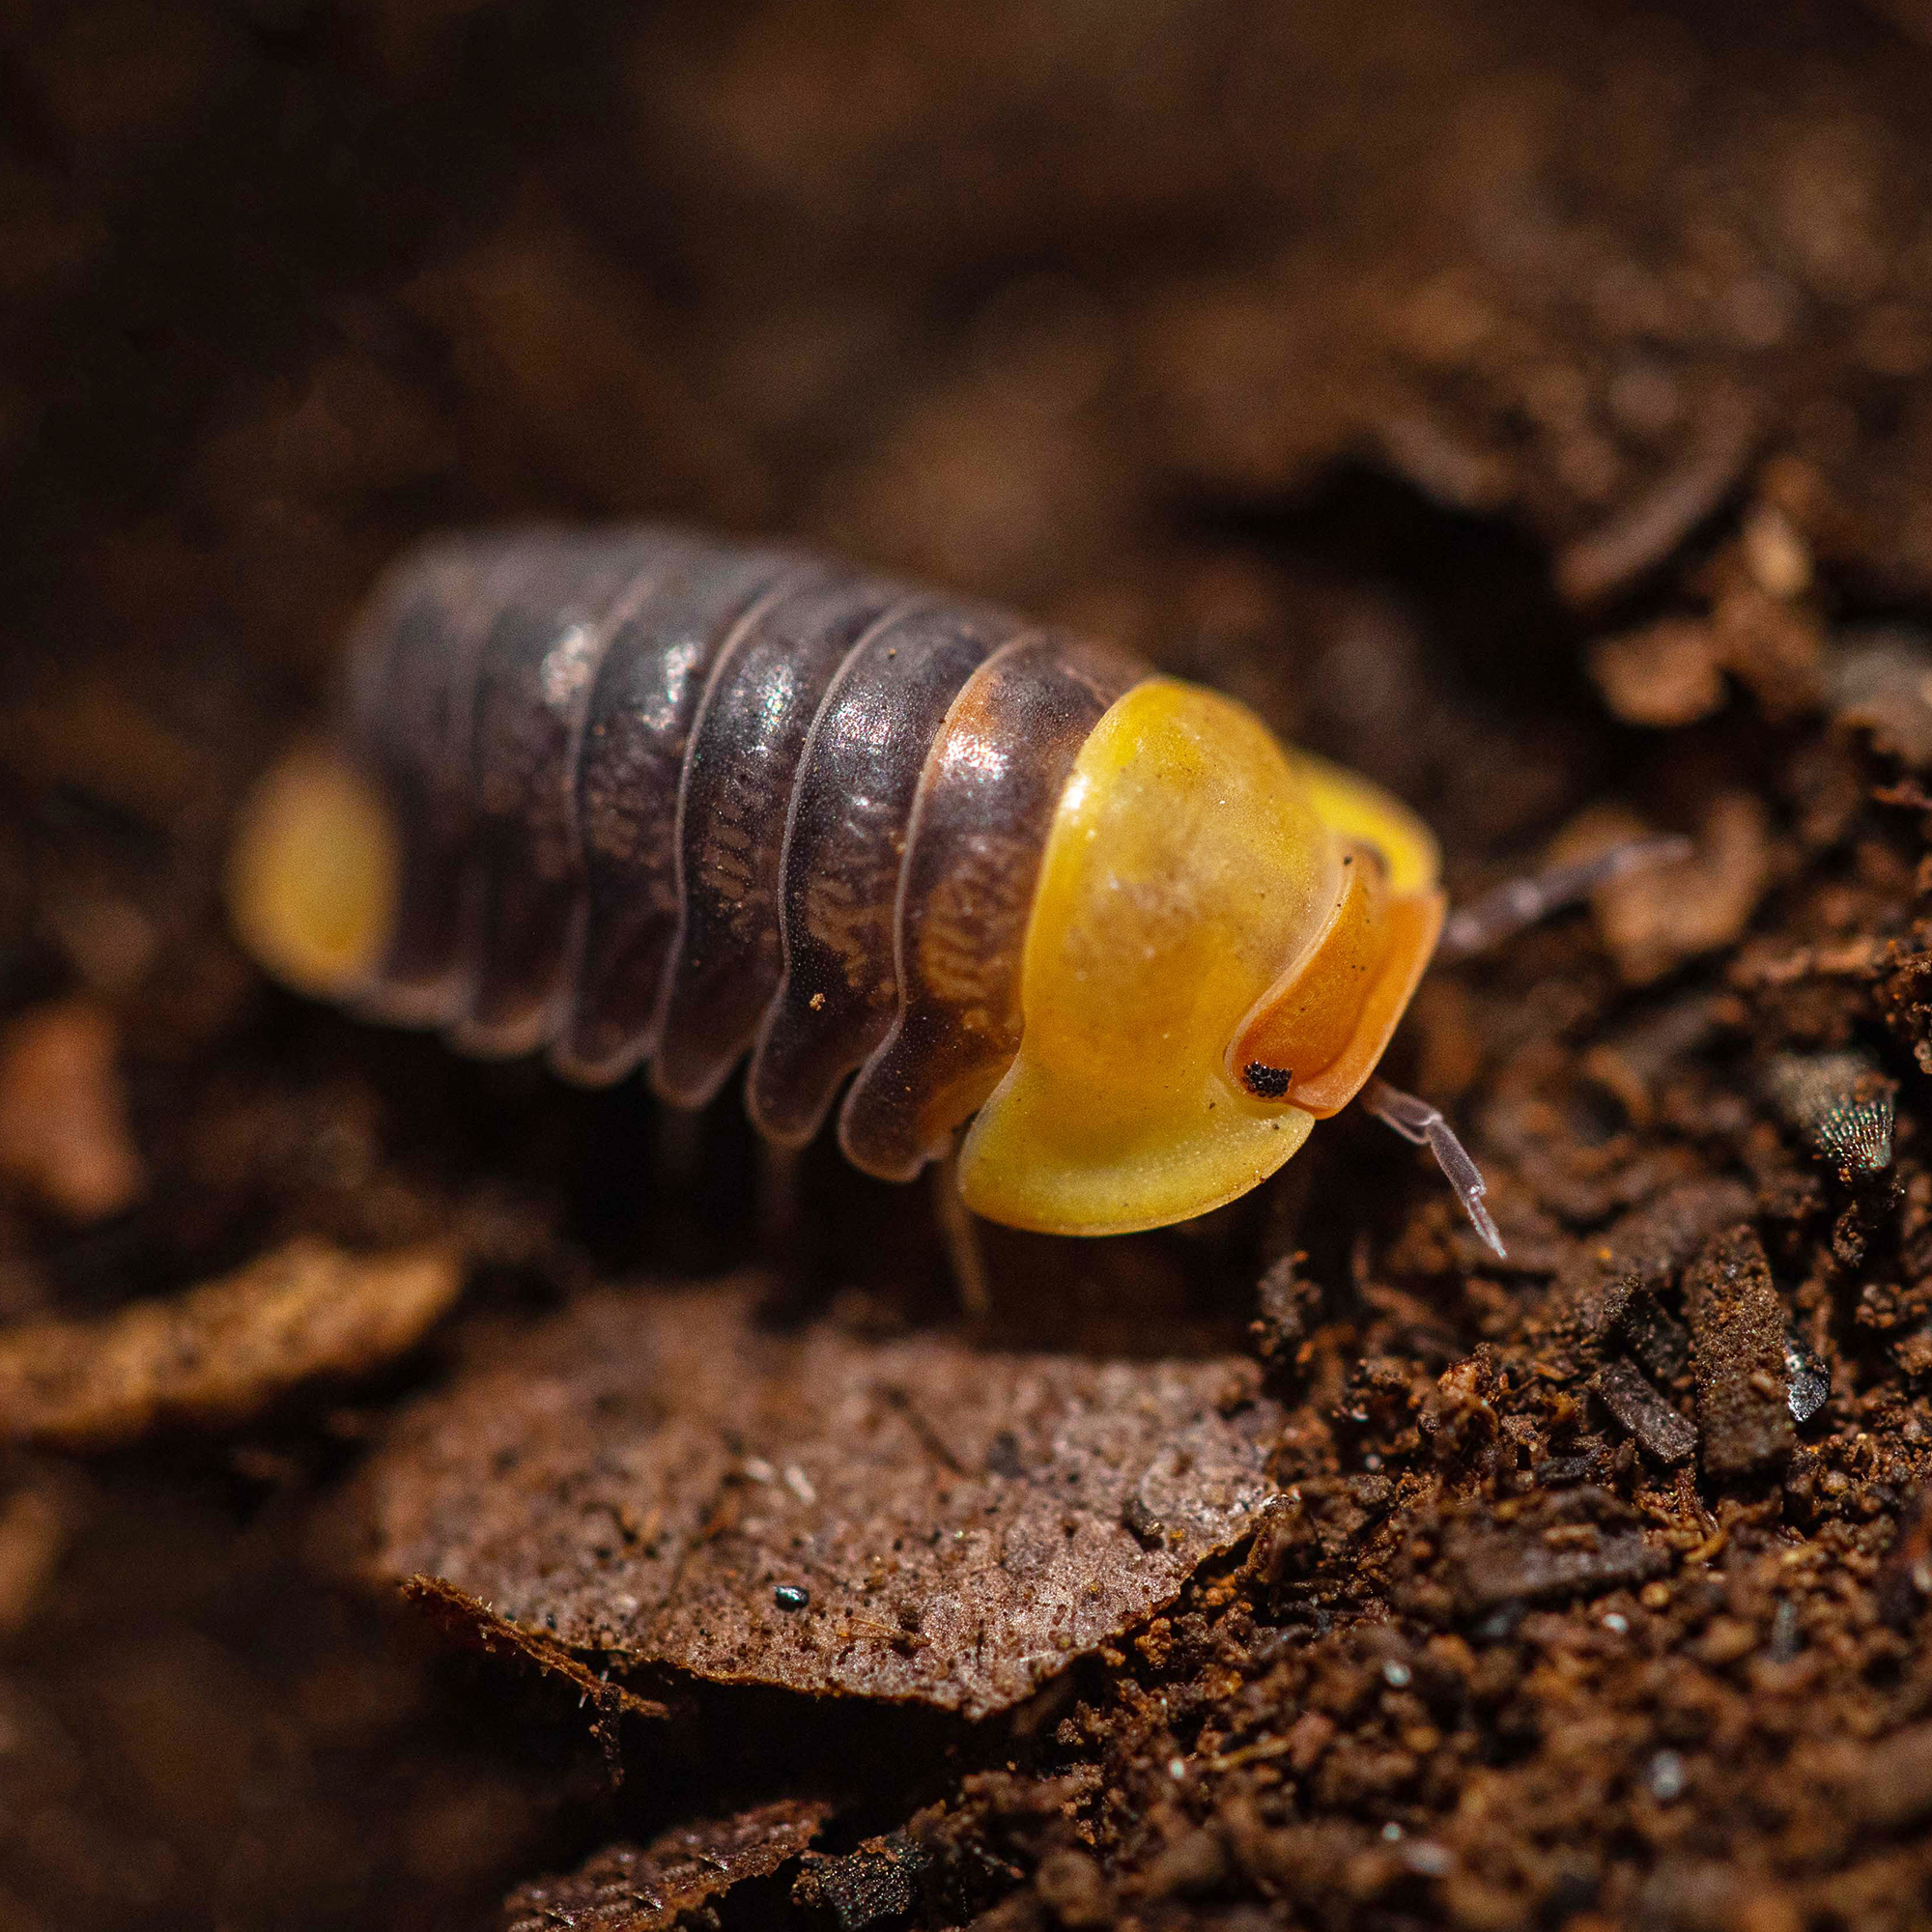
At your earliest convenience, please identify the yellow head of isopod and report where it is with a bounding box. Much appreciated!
[958,679,1443,1236]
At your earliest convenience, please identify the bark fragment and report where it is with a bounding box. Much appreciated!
[1589,1358,1697,1464]
[1685,1225,1794,1480]
[1550,1178,1756,1351]
[1420,1487,1667,1616]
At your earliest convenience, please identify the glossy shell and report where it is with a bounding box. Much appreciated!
[229,525,1444,1234]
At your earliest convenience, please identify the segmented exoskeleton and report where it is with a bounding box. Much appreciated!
[237,524,1673,1246]
[342,527,1147,1184]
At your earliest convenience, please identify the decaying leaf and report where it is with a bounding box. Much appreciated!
[503,1799,830,1932]
[348,1281,1286,1718]
[402,1575,668,1723]
[0,1236,463,1450]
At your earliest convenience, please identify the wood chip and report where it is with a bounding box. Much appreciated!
[1424,1486,1667,1615]
[1551,1178,1756,1350]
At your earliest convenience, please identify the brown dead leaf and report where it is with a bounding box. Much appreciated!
[347,1282,1286,1718]
[503,1799,829,1931]
[403,1575,668,1723]
[0,1237,462,1450]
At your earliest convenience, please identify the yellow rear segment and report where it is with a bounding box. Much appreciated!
[226,746,398,1000]
[958,679,1441,1236]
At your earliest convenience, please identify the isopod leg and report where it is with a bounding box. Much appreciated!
[934,1139,991,1320]
[1360,1076,1506,1261]
[755,1137,806,1276]
[1436,835,1692,961]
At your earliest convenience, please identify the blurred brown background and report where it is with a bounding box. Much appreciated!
[10,0,1932,682]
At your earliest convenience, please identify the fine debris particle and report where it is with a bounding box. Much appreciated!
[504,1799,829,1932]
[1252,1253,1322,1363]
[349,1282,1286,1718]
[1589,1358,1697,1464]
[1763,1050,1896,1182]
[1685,1225,1794,1480]
[1551,1178,1756,1351]
[0,999,146,1224]
[793,1831,934,1930]
[0,1236,462,1450]
[1422,1486,1666,1616]
[1121,1491,1175,1548]
[1784,1325,1832,1424]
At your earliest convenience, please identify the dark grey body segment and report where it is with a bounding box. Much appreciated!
[747,596,1028,1145]
[340,526,1150,1179]
[563,542,803,1080]
[648,567,917,1107]
[838,630,1143,1179]
[347,533,553,1023]
[462,532,674,1053]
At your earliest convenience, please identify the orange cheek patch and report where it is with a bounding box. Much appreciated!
[1231,844,1445,1119]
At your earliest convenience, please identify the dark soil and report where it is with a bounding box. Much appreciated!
[6,1,1932,1926]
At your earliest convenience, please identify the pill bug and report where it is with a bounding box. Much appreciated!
[231,525,1506,1243]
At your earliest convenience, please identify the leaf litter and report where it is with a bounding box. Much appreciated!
[344,1281,1285,1719]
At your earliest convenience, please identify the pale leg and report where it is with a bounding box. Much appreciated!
[1360,1076,1507,1260]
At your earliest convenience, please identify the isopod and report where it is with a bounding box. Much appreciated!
[233,526,1550,1245]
